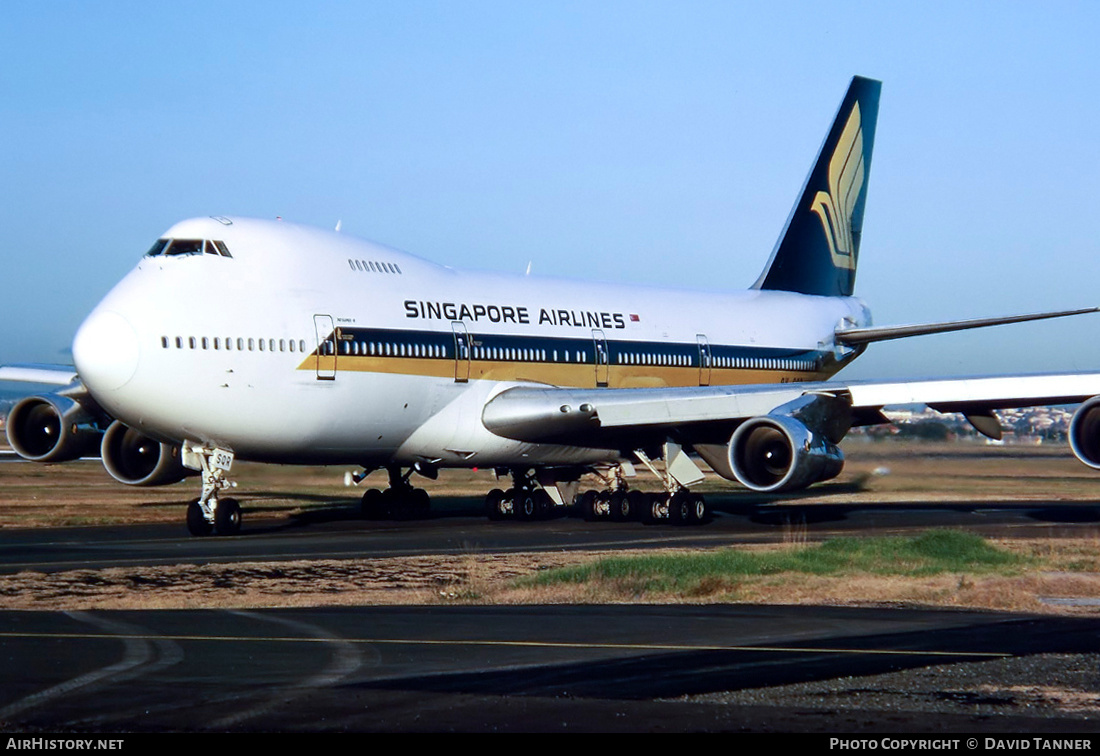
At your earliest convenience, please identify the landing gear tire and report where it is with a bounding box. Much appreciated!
[641,493,668,525]
[486,488,506,520]
[609,491,628,521]
[517,491,538,520]
[536,489,553,519]
[214,497,242,536]
[381,488,402,518]
[411,488,431,518]
[187,499,213,537]
[688,494,707,525]
[670,491,692,524]
[580,490,599,522]
[361,488,385,519]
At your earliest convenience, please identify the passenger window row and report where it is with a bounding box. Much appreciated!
[614,352,812,371]
[618,352,690,367]
[161,336,308,353]
[329,340,445,358]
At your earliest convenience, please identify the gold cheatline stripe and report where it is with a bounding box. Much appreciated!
[0,631,1010,658]
[297,355,825,388]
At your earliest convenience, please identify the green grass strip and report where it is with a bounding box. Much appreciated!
[525,530,1028,595]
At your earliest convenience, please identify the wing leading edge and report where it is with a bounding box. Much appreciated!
[483,373,1100,440]
[0,364,80,387]
[482,372,1100,492]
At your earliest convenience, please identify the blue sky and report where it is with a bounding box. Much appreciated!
[3,1,1099,380]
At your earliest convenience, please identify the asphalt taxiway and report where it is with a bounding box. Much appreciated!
[2,494,1099,575]
[2,498,1100,732]
[2,604,1099,732]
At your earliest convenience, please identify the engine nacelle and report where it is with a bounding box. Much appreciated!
[728,414,845,493]
[101,420,192,486]
[5,395,102,463]
[1069,396,1100,469]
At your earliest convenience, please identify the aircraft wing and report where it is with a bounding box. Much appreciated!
[482,372,1100,444]
[482,372,1100,492]
[0,364,80,387]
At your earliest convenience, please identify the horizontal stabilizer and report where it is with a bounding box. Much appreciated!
[834,307,1100,347]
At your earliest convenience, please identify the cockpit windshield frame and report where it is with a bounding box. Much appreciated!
[145,238,233,259]
[144,239,170,257]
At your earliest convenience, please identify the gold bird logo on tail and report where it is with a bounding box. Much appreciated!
[810,102,864,271]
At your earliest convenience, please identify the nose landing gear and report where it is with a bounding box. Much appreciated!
[183,445,241,537]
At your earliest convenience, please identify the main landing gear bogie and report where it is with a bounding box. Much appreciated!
[361,485,431,519]
[578,488,707,526]
[485,486,555,521]
[359,466,433,520]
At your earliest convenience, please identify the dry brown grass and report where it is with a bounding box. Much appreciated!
[0,553,595,610]
[1,539,1098,615]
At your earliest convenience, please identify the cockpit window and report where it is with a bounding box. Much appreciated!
[144,238,233,258]
[164,239,204,256]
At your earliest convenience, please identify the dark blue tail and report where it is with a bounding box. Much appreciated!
[754,76,881,297]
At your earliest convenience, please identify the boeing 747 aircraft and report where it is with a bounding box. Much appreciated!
[5,76,1100,536]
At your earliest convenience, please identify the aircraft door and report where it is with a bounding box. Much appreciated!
[313,314,337,380]
[696,334,712,386]
[452,321,471,383]
[592,329,609,387]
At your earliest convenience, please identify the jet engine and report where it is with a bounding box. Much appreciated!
[728,414,844,492]
[5,395,102,463]
[1069,396,1100,469]
[101,420,192,486]
[693,392,851,493]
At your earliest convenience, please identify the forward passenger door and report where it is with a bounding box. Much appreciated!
[313,314,337,380]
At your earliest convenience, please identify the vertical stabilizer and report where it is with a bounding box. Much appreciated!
[754,76,881,297]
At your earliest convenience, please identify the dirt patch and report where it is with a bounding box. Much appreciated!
[0,552,594,610]
[3,541,1099,614]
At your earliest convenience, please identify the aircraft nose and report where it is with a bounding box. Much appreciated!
[72,309,140,392]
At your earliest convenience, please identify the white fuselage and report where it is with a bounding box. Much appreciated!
[71,217,870,468]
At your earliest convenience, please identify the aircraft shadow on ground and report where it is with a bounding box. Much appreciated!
[160,485,1100,535]
[345,616,1100,701]
[233,494,490,534]
[716,501,1100,527]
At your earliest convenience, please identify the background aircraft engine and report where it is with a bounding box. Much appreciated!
[101,420,191,486]
[728,414,844,493]
[1069,396,1100,469]
[5,395,102,463]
